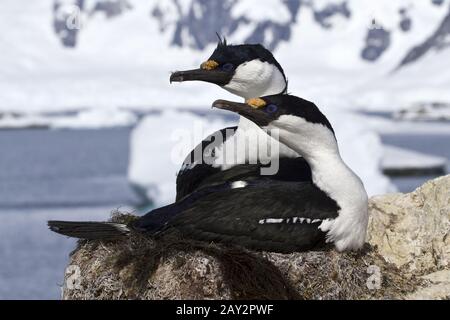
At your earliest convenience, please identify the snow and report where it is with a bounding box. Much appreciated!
[355,48,450,111]
[128,107,394,206]
[274,0,450,112]
[0,108,137,129]
[365,114,450,135]
[231,0,292,24]
[1,0,450,113]
[382,145,447,170]
[51,109,137,129]
[393,103,450,121]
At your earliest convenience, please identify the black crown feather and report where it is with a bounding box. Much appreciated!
[216,32,227,47]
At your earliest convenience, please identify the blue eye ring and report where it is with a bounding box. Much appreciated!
[221,63,234,72]
[266,104,278,113]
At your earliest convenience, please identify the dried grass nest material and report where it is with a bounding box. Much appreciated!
[62,212,422,300]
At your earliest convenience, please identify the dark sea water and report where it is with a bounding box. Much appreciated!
[0,128,139,300]
[0,128,138,209]
[0,127,448,299]
[381,133,450,192]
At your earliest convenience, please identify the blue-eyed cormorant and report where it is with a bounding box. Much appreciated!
[170,39,311,200]
[49,94,368,252]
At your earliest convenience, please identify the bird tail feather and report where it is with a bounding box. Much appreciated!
[47,221,130,240]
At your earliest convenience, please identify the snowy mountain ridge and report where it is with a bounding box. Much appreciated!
[2,0,450,111]
[55,0,450,68]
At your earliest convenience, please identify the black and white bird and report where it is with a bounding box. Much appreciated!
[49,94,368,252]
[170,39,311,200]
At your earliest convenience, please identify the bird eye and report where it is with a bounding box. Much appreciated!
[266,104,278,113]
[221,63,234,72]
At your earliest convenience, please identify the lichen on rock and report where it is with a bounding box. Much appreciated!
[367,174,450,274]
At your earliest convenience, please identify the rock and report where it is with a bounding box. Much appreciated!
[61,175,450,300]
[406,270,450,300]
[367,174,450,274]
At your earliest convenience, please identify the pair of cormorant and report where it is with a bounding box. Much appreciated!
[49,39,368,253]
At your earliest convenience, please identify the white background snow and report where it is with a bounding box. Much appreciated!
[2,0,450,112]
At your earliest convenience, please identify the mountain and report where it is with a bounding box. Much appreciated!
[399,4,450,67]
[1,0,450,111]
[54,0,450,67]
[54,0,133,47]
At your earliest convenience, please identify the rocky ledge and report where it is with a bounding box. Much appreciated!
[61,175,450,300]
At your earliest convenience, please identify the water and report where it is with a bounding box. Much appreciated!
[0,128,138,209]
[381,133,450,192]
[0,128,139,299]
[0,127,448,299]
[0,206,116,299]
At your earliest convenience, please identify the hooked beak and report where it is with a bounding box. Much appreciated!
[170,68,232,86]
[212,99,270,126]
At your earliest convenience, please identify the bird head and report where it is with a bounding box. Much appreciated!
[212,94,336,156]
[170,38,287,99]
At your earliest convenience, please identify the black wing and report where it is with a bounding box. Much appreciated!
[196,157,312,190]
[176,126,237,200]
[135,181,339,253]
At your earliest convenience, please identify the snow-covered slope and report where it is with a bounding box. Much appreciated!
[355,48,450,110]
[1,0,450,112]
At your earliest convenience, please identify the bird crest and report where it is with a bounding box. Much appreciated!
[216,32,227,47]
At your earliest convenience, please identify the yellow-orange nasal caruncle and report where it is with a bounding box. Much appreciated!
[200,60,219,70]
[246,98,267,109]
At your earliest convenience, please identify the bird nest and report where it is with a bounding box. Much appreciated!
[61,212,423,300]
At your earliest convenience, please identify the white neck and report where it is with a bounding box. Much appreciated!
[274,116,369,251]
[223,59,287,100]
[214,63,295,168]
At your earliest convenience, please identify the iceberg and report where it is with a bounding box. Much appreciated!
[128,110,235,206]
